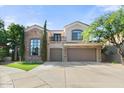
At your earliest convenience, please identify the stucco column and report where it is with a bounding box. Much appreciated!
[96,48,101,62]
[63,46,67,62]
[47,47,50,61]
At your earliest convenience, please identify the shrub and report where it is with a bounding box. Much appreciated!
[102,45,117,55]
[21,61,44,64]
[0,47,8,61]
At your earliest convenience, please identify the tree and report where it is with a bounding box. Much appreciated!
[19,26,25,61]
[7,23,25,61]
[83,7,124,64]
[0,19,7,46]
[41,20,47,61]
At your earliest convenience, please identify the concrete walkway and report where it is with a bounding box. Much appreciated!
[1,62,124,88]
[0,65,50,88]
[0,66,25,88]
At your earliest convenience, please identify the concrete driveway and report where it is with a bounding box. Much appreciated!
[1,62,124,88]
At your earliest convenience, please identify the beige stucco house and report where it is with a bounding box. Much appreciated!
[25,21,102,62]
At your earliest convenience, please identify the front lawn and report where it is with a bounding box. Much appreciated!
[6,62,41,71]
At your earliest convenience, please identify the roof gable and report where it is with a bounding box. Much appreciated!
[25,25,44,32]
[64,21,89,28]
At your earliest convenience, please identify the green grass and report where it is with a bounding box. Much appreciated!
[112,61,118,64]
[6,62,41,71]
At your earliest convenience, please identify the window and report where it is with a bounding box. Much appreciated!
[30,39,41,56]
[72,29,83,40]
[53,34,61,41]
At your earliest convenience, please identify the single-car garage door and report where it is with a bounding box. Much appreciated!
[50,48,62,61]
[67,48,96,62]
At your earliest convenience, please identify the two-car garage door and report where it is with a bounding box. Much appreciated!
[50,48,96,62]
[67,48,96,62]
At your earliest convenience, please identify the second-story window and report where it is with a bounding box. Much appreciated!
[72,29,83,40]
[53,33,61,41]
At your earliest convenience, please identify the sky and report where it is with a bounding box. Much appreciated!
[0,5,121,29]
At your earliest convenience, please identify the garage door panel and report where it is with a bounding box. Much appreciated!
[67,48,96,61]
[50,48,62,61]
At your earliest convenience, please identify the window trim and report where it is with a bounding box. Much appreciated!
[29,38,41,56]
[72,29,83,40]
[53,33,61,41]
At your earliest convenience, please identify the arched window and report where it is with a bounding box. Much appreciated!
[72,29,83,40]
[30,39,41,56]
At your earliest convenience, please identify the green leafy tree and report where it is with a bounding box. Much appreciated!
[41,20,47,61]
[7,23,25,61]
[0,19,7,46]
[0,19,9,60]
[83,7,124,64]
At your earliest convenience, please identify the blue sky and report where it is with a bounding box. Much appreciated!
[0,5,120,29]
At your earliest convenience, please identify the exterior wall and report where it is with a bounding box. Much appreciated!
[25,27,43,61]
[47,30,65,61]
[47,22,101,62]
[64,23,88,42]
[96,48,101,62]
[48,30,64,36]
[48,22,89,43]
[24,22,102,62]
[47,30,65,43]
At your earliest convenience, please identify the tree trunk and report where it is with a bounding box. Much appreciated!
[120,55,124,65]
[12,45,15,61]
[117,48,124,64]
[14,46,17,61]
[17,47,19,61]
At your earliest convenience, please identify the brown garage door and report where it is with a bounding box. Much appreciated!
[50,48,62,61]
[67,48,96,62]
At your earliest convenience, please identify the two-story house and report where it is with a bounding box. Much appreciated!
[24,21,102,62]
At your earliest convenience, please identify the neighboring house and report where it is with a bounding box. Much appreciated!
[25,21,102,62]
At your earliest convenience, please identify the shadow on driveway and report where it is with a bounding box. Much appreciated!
[41,62,114,67]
